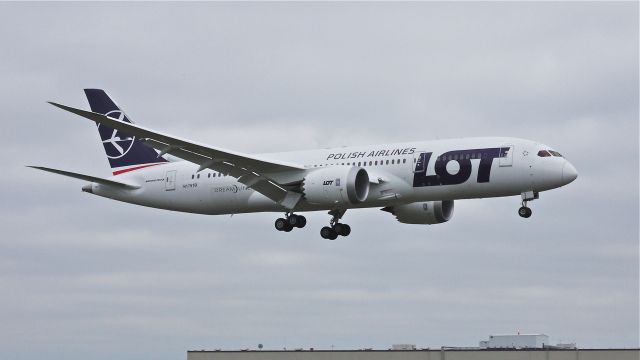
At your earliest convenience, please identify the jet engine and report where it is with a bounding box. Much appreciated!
[382,200,454,224]
[302,166,369,206]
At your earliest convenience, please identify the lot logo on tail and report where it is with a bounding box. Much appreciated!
[99,110,135,159]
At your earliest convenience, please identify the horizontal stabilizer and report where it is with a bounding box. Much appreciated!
[27,166,140,189]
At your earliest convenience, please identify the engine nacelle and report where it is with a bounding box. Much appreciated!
[382,200,454,224]
[303,167,369,206]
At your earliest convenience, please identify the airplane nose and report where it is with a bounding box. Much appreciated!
[562,161,578,184]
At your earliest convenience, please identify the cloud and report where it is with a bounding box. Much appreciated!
[0,2,637,360]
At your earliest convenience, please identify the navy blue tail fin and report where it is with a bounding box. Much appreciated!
[84,89,167,173]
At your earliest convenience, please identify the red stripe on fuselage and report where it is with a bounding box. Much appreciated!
[112,163,164,176]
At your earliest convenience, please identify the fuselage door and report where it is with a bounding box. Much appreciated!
[413,151,428,173]
[165,170,176,191]
[499,145,514,167]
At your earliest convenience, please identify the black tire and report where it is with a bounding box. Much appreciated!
[288,215,307,228]
[283,223,293,232]
[518,207,532,218]
[334,223,350,237]
[320,226,338,240]
[275,218,288,231]
[296,215,307,228]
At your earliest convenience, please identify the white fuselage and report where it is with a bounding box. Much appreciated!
[88,137,576,215]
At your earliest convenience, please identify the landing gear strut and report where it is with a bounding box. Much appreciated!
[518,191,538,218]
[320,209,351,240]
[275,213,306,232]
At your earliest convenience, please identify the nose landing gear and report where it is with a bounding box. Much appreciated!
[518,191,538,218]
[518,204,532,218]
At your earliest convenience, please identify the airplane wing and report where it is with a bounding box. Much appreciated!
[48,102,305,210]
[28,166,140,189]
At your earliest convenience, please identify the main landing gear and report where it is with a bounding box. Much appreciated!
[274,213,307,232]
[320,209,351,240]
[518,191,538,218]
[274,210,351,240]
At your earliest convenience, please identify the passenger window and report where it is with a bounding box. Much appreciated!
[403,159,406,164]
[386,160,389,165]
[369,161,372,166]
[191,174,194,179]
[197,174,200,179]
[466,154,470,159]
[357,162,361,166]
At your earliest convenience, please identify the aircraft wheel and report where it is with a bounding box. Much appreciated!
[334,223,351,236]
[320,226,338,240]
[518,206,532,218]
[289,214,306,228]
[296,215,307,228]
[275,218,290,231]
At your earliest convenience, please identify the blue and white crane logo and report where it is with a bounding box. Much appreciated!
[99,110,135,159]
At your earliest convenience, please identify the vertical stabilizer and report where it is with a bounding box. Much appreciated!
[84,89,167,175]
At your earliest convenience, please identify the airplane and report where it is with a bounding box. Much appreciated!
[30,89,578,240]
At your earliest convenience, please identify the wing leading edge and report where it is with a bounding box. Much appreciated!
[48,101,305,210]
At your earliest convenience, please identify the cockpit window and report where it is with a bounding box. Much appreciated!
[537,150,551,157]
[548,150,563,157]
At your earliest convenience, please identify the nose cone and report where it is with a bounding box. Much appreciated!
[562,161,578,184]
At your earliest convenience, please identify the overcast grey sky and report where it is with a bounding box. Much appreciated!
[1,2,638,360]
